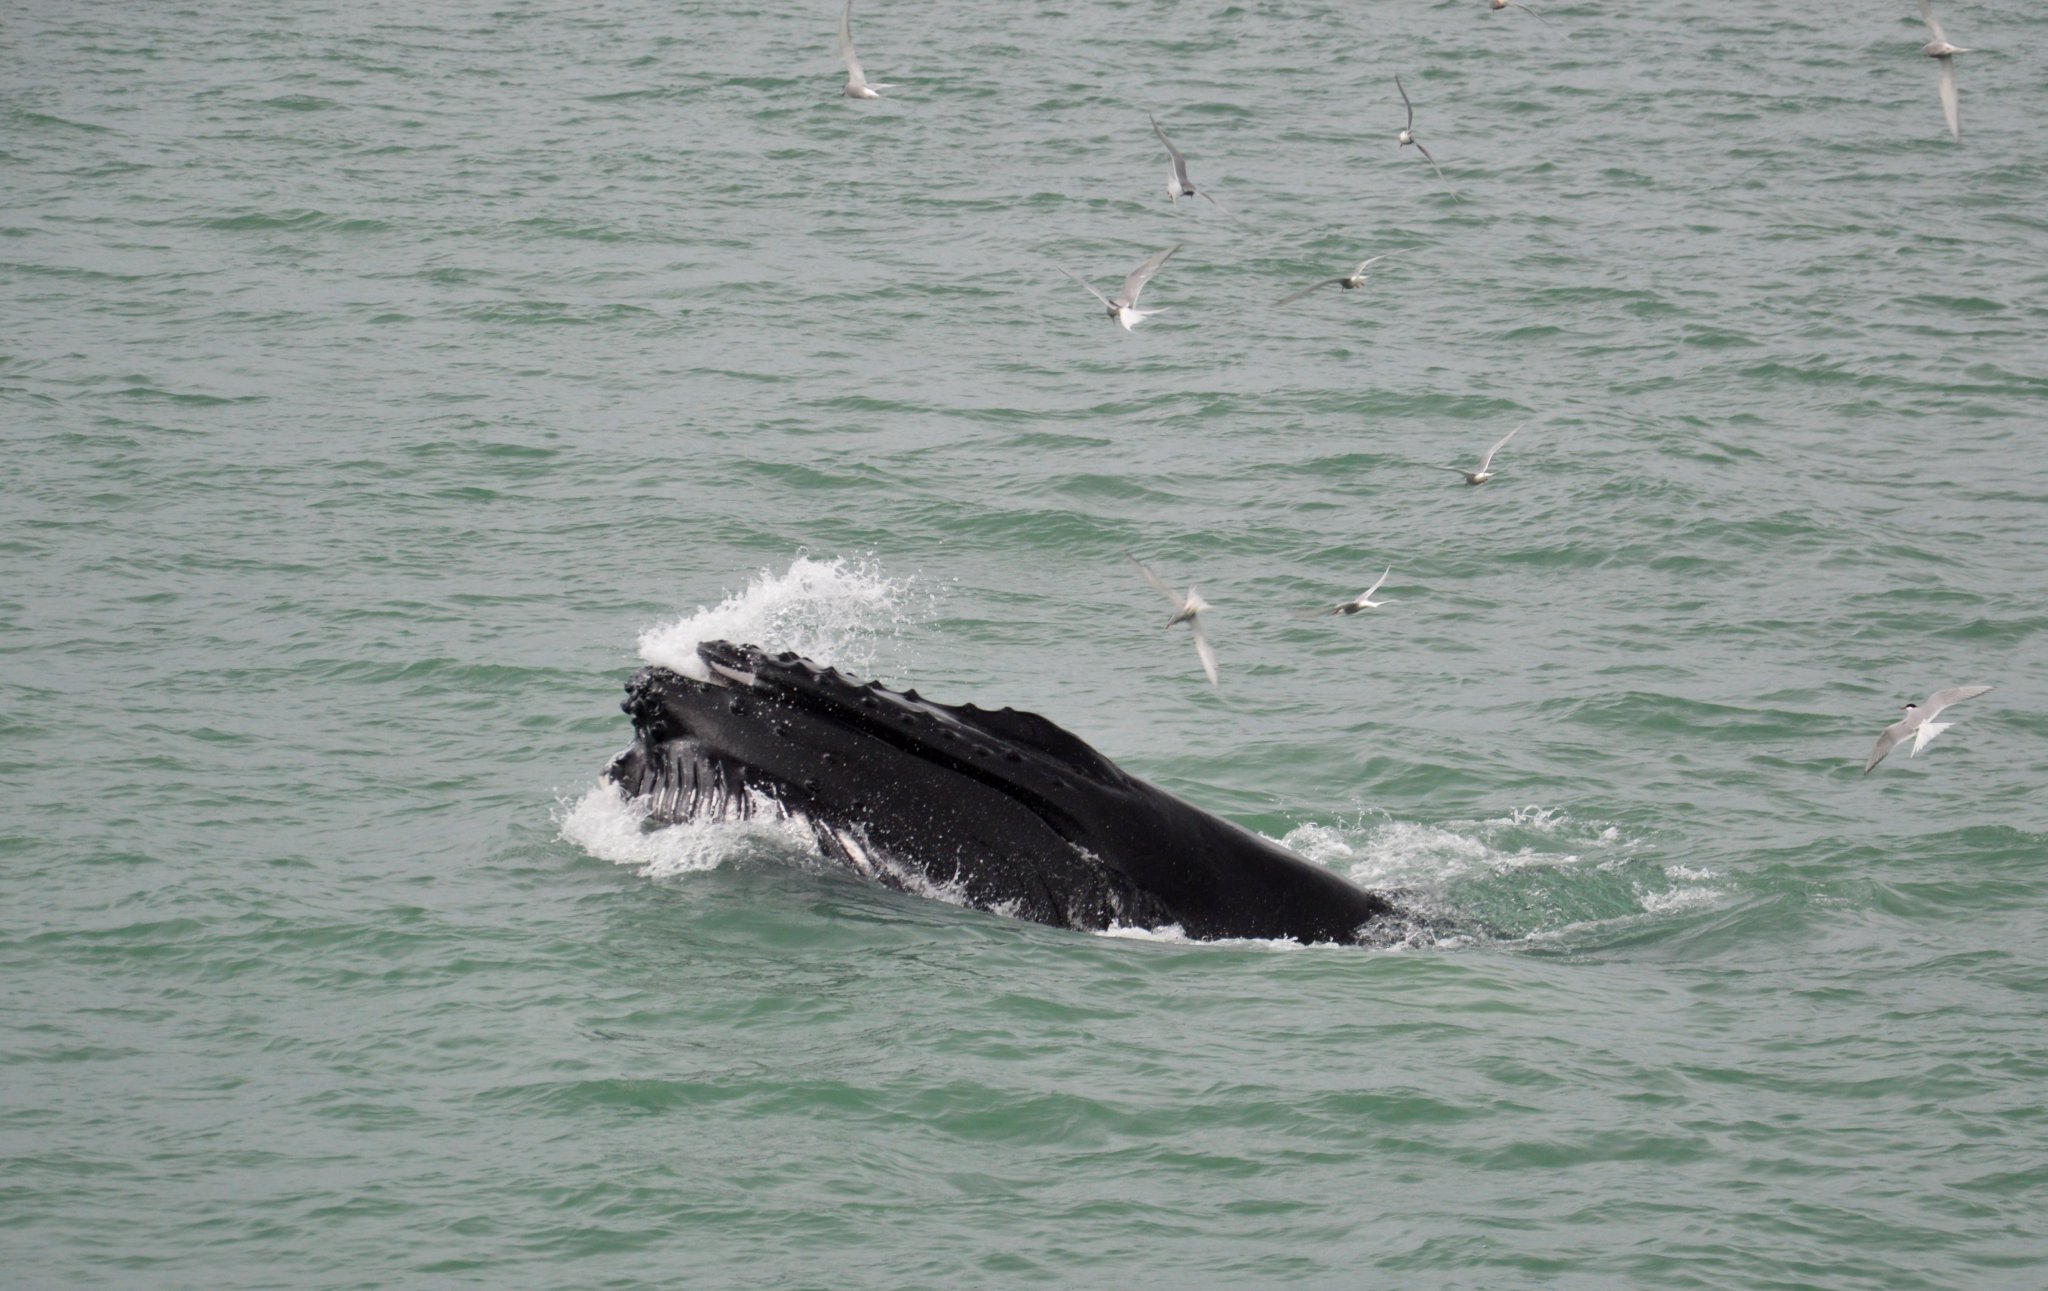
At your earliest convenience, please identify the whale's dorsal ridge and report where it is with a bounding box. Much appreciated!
[708,641,1128,789]
[946,704,1125,786]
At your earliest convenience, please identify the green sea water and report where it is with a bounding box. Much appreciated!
[5,0,2047,1286]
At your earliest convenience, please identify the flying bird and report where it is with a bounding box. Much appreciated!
[1149,113,1235,218]
[1862,685,1992,774]
[1395,77,1448,182]
[1276,256,1387,308]
[1297,568,1395,618]
[1917,0,1972,142]
[837,0,894,99]
[1432,422,1526,485]
[1056,246,1180,331]
[1489,0,1554,25]
[1130,556,1219,687]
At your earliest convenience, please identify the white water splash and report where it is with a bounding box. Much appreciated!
[1273,806,1721,938]
[1098,921,1193,943]
[1282,817,1506,890]
[1298,805,1649,887]
[1635,883,1723,915]
[1507,804,1570,832]
[636,553,928,682]
[557,780,822,879]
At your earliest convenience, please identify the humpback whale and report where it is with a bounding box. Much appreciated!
[604,641,1400,944]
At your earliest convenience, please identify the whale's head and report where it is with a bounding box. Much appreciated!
[602,641,1399,942]
[609,642,1130,820]
[606,641,1171,928]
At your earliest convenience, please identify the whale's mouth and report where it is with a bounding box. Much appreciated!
[609,643,886,829]
[605,735,763,826]
[704,658,757,689]
[690,640,764,690]
[607,649,755,820]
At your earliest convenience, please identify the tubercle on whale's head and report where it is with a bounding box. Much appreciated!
[617,648,882,754]
[618,645,805,737]
[694,641,964,741]
[620,665,704,742]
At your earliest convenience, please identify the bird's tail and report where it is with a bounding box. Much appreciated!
[1909,721,1952,756]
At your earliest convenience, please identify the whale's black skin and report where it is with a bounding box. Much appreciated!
[603,641,1399,944]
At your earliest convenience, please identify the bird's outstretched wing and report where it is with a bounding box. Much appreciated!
[1188,615,1220,687]
[1413,140,1447,182]
[838,0,865,84]
[1197,189,1240,223]
[1117,246,1180,308]
[1477,422,1526,474]
[1936,57,1960,142]
[1276,279,1340,308]
[1056,266,1113,310]
[1150,113,1192,187]
[1863,725,1905,774]
[1918,0,1948,46]
[1128,555,1186,612]
[1922,685,1992,717]
[1397,76,1415,132]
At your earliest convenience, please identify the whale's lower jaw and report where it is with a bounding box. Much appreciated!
[602,644,1400,944]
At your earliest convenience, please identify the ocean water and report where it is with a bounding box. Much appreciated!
[5,0,2047,1285]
